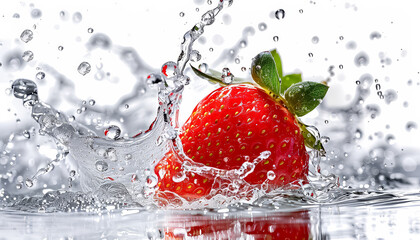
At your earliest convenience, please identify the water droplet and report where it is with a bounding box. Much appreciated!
[22,130,30,139]
[299,9,303,13]
[386,135,396,145]
[308,53,313,57]
[161,61,178,78]
[370,31,382,40]
[5,88,12,95]
[358,74,373,89]
[189,50,201,62]
[354,52,369,67]
[311,36,319,44]
[73,12,82,23]
[240,40,247,48]
[31,9,42,18]
[36,72,45,80]
[22,51,34,62]
[13,13,20,18]
[354,129,363,140]
[77,62,91,75]
[20,29,34,43]
[104,125,121,140]
[235,58,240,64]
[324,120,329,124]
[258,23,267,31]
[58,46,64,51]
[221,67,234,84]
[273,36,279,42]
[70,170,76,177]
[172,171,186,183]
[207,0,212,4]
[89,99,96,106]
[88,28,94,33]
[146,175,158,188]
[179,12,185,17]
[375,84,381,91]
[16,183,23,189]
[95,161,108,172]
[11,79,38,99]
[339,36,344,40]
[25,179,33,187]
[384,89,397,104]
[406,122,417,131]
[355,80,361,85]
[124,104,129,109]
[267,170,276,180]
[275,9,285,20]
[241,67,247,72]
[199,63,208,72]
[209,47,214,52]
[339,64,343,69]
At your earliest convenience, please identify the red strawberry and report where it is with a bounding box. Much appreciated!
[154,49,328,202]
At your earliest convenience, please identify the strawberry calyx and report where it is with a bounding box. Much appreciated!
[190,49,328,155]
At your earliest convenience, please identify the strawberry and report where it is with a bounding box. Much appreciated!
[154,49,328,202]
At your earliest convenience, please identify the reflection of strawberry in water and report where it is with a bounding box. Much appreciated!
[164,210,311,239]
[154,49,328,202]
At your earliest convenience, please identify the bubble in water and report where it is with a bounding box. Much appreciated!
[22,51,34,62]
[235,58,240,64]
[370,31,382,40]
[16,183,23,190]
[354,129,363,140]
[36,72,45,80]
[22,130,30,139]
[201,10,215,25]
[267,170,276,180]
[312,36,319,44]
[240,40,247,48]
[104,125,121,140]
[199,63,208,72]
[11,79,38,99]
[25,179,33,188]
[275,9,285,20]
[221,67,234,84]
[189,50,201,62]
[406,121,417,131]
[70,170,76,177]
[179,12,185,17]
[354,52,369,67]
[20,29,34,43]
[73,12,83,23]
[89,99,96,106]
[161,61,179,79]
[273,36,279,42]
[88,28,94,33]
[31,9,42,18]
[95,161,109,172]
[78,62,91,75]
[258,23,267,31]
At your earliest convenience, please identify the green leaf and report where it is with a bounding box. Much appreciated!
[299,121,326,155]
[251,51,281,95]
[284,81,329,117]
[281,74,302,94]
[270,49,283,78]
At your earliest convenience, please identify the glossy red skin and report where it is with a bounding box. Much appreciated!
[155,84,309,201]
